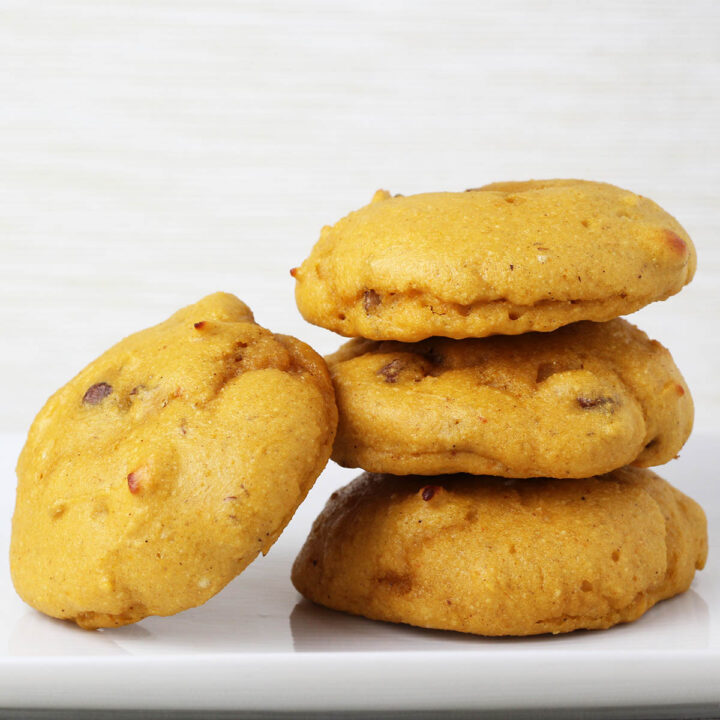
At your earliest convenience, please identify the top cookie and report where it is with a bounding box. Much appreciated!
[11,292,337,629]
[294,180,695,341]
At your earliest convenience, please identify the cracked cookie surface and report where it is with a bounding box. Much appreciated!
[11,292,337,629]
[292,468,707,636]
[293,180,695,341]
[327,319,692,478]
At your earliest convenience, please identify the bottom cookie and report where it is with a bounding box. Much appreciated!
[291,468,707,636]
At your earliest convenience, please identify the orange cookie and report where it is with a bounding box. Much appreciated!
[327,319,692,478]
[294,180,695,341]
[293,468,707,636]
[11,293,337,628]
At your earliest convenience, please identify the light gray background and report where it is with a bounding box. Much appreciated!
[0,0,718,434]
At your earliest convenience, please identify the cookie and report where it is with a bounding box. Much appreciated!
[292,468,707,636]
[11,292,337,629]
[327,319,692,478]
[293,180,695,341]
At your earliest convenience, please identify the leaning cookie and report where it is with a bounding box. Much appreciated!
[292,469,707,637]
[327,319,692,479]
[293,180,695,341]
[11,292,337,629]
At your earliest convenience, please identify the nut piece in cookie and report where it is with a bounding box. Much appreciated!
[11,292,337,629]
[292,468,707,636]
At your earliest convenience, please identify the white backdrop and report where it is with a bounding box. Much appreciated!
[1,0,718,434]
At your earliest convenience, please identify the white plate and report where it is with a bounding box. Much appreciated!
[1,432,718,716]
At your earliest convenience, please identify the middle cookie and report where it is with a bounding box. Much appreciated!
[327,318,692,478]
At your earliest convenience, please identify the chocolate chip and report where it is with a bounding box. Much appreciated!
[363,289,382,314]
[376,359,403,383]
[577,396,615,410]
[194,321,206,330]
[421,485,441,501]
[83,382,113,405]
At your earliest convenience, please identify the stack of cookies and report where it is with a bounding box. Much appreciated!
[290,180,708,636]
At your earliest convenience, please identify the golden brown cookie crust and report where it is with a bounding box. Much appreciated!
[11,292,337,629]
[327,319,693,478]
[294,180,696,341]
[292,468,707,636]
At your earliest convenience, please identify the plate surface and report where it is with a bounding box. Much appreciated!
[1,432,718,714]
